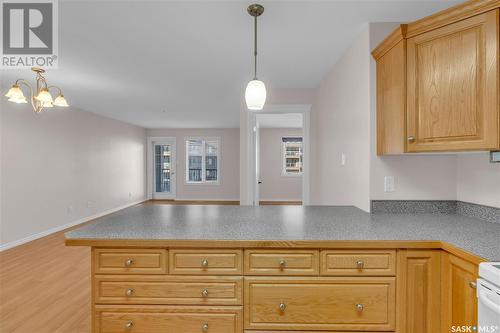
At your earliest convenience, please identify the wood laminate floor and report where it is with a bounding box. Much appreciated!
[0,230,91,333]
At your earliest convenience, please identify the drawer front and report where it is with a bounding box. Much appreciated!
[320,250,396,276]
[169,249,242,275]
[244,277,396,331]
[244,250,319,276]
[94,249,167,274]
[95,305,242,333]
[94,275,242,305]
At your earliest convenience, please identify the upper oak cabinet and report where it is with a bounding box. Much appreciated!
[373,0,500,154]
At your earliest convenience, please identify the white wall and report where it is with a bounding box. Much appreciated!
[310,26,371,211]
[259,128,302,201]
[457,153,500,208]
[368,23,458,203]
[1,101,147,247]
[147,128,240,201]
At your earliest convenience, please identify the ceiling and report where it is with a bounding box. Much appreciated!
[257,113,302,128]
[1,0,459,128]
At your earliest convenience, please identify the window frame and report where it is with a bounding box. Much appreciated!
[185,137,221,185]
[281,136,303,177]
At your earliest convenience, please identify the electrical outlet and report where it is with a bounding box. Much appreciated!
[67,205,74,214]
[87,201,92,208]
[129,192,132,198]
[384,176,395,192]
[341,153,346,166]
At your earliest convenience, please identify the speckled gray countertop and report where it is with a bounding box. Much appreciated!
[65,204,500,260]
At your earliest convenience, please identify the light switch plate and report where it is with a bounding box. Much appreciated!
[341,153,346,166]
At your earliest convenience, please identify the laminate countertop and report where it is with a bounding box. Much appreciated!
[65,204,500,261]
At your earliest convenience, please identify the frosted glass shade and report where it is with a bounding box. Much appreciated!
[8,95,28,103]
[34,88,53,103]
[245,79,266,110]
[5,84,24,99]
[53,94,69,107]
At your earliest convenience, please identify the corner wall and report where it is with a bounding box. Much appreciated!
[310,25,371,211]
[1,101,147,248]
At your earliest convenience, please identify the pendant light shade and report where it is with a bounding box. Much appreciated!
[245,79,266,110]
[245,4,266,111]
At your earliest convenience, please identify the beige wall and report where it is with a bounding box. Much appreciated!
[310,26,371,211]
[147,128,240,201]
[259,128,302,201]
[457,153,500,208]
[1,101,147,248]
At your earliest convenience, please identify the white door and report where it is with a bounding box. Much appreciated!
[153,140,176,199]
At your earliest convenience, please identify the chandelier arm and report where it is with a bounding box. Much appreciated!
[47,85,63,95]
[16,79,36,111]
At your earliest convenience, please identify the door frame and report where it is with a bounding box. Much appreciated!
[243,104,311,206]
[147,136,177,200]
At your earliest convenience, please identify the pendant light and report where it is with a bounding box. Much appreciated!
[245,4,266,111]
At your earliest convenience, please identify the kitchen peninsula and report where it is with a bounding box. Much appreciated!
[66,203,500,333]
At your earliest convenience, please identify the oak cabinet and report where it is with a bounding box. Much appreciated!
[441,252,479,333]
[407,10,499,152]
[373,5,500,154]
[397,250,441,333]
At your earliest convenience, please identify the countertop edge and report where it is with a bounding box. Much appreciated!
[64,238,486,264]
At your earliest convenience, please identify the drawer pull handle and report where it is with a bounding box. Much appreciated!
[469,281,477,289]
[202,288,209,297]
[279,302,286,311]
[279,260,286,268]
[356,303,364,312]
[202,323,209,331]
[125,288,134,296]
[407,136,416,142]
[201,259,209,267]
[125,259,134,267]
[356,260,364,269]
[125,321,133,330]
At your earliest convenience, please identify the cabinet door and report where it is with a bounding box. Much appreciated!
[441,252,478,332]
[397,250,441,333]
[407,10,499,152]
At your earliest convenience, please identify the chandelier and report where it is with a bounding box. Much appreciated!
[4,67,69,113]
[245,4,266,111]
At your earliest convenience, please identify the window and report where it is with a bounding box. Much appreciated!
[186,138,220,183]
[282,137,303,175]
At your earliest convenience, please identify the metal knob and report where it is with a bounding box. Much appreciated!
[356,260,364,269]
[407,136,416,142]
[125,288,134,296]
[279,302,286,311]
[202,289,209,297]
[201,259,209,267]
[356,303,364,312]
[279,260,286,268]
[125,321,133,330]
[202,323,209,331]
[125,259,133,267]
[469,281,477,289]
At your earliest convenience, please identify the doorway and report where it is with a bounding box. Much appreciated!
[148,137,176,200]
[255,113,304,206]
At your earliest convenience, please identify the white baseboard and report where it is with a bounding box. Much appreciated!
[155,198,240,202]
[0,199,147,252]
[259,198,302,202]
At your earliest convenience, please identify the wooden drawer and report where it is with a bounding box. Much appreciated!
[94,275,242,305]
[320,250,396,276]
[244,277,396,331]
[169,249,242,275]
[244,250,319,276]
[95,305,242,333]
[94,249,167,274]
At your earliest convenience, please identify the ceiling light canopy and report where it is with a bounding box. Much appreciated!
[4,67,69,113]
[245,4,266,111]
